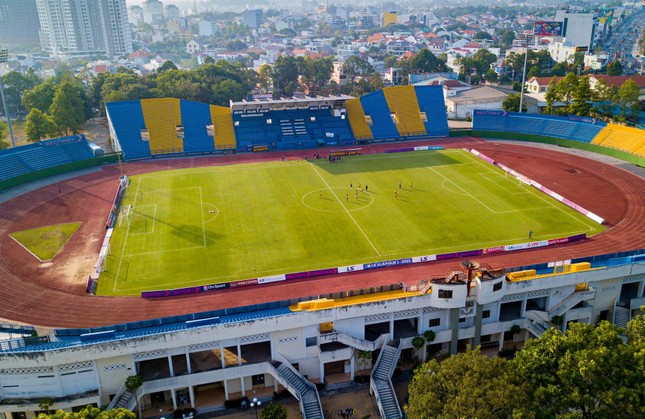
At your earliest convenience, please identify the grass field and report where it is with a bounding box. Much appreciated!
[98,149,604,296]
[11,222,80,261]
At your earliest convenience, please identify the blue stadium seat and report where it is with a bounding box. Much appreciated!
[360,90,399,140]
[181,100,216,154]
[106,100,151,160]
[414,86,449,137]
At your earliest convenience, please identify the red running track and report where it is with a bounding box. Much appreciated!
[0,138,643,328]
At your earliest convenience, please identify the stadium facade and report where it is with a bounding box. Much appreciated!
[1,87,645,419]
[0,257,644,419]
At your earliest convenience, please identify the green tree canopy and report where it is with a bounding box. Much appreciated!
[410,49,447,73]
[0,69,40,114]
[22,79,59,114]
[49,77,86,135]
[571,75,593,116]
[606,60,623,76]
[558,72,579,110]
[545,75,559,115]
[617,79,640,120]
[25,108,58,142]
[502,93,526,112]
[0,120,6,141]
[511,321,645,418]
[36,406,135,419]
[259,402,288,419]
[407,349,530,419]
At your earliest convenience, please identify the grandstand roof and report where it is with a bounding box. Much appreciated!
[230,94,354,111]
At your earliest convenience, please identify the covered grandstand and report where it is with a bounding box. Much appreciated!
[106,86,449,160]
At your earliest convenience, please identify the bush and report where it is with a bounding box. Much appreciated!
[423,330,436,343]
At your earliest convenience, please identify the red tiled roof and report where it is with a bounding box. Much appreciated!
[592,75,645,88]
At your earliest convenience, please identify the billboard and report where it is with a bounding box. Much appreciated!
[533,21,563,36]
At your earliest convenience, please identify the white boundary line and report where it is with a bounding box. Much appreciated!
[129,205,157,236]
[463,151,597,231]
[431,167,498,214]
[311,166,381,256]
[113,177,141,291]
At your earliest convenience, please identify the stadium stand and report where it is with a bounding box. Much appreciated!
[360,90,400,140]
[209,105,236,150]
[592,124,645,157]
[106,100,151,160]
[473,111,606,143]
[106,88,447,160]
[180,100,216,154]
[140,98,184,155]
[345,98,373,140]
[383,86,427,136]
[413,85,449,137]
[0,135,94,182]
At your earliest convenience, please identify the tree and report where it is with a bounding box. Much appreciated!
[272,55,301,97]
[0,69,40,115]
[257,64,273,91]
[484,69,498,84]
[544,76,559,115]
[617,79,640,120]
[593,78,616,117]
[49,78,85,135]
[558,72,579,112]
[157,61,178,73]
[410,49,447,73]
[571,75,593,116]
[125,374,143,418]
[606,60,623,76]
[0,120,6,141]
[342,55,375,81]
[511,322,645,418]
[551,62,568,76]
[36,406,135,419]
[22,79,59,114]
[407,349,530,419]
[259,403,288,419]
[502,93,526,112]
[25,109,58,142]
[369,72,384,92]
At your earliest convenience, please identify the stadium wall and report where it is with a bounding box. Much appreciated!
[472,110,645,166]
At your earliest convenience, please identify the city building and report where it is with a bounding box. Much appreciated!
[128,5,144,25]
[0,0,40,46]
[164,4,180,21]
[242,9,263,29]
[36,0,132,58]
[143,0,164,25]
[382,11,397,27]
[554,10,598,51]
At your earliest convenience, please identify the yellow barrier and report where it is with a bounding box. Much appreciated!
[209,105,236,149]
[345,98,373,139]
[382,86,426,136]
[141,98,184,154]
[291,290,412,312]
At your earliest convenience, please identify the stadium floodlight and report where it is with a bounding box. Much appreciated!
[0,48,16,147]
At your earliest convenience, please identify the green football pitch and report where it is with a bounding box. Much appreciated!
[98,149,604,296]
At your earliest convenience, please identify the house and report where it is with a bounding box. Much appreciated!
[444,86,508,119]
[588,75,645,99]
[525,76,565,94]
[427,37,447,53]
[186,39,201,54]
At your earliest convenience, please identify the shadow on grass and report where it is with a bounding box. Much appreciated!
[311,150,462,175]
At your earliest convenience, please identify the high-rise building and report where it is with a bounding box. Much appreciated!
[164,4,180,21]
[554,10,598,50]
[0,0,41,46]
[143,0,164,24]
[36,0,132,58]
[241,9,263,29]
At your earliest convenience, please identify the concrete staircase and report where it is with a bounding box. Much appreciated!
[549,289,595,317]
[614,306,631,328]
[524,310,552,338]
[275,363,323,419]
[370,341,402,419]
[106,383,135,411]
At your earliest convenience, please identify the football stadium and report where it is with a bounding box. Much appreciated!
[0,86,644,419]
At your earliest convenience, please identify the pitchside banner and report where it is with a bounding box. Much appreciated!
[533,21,563,36]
